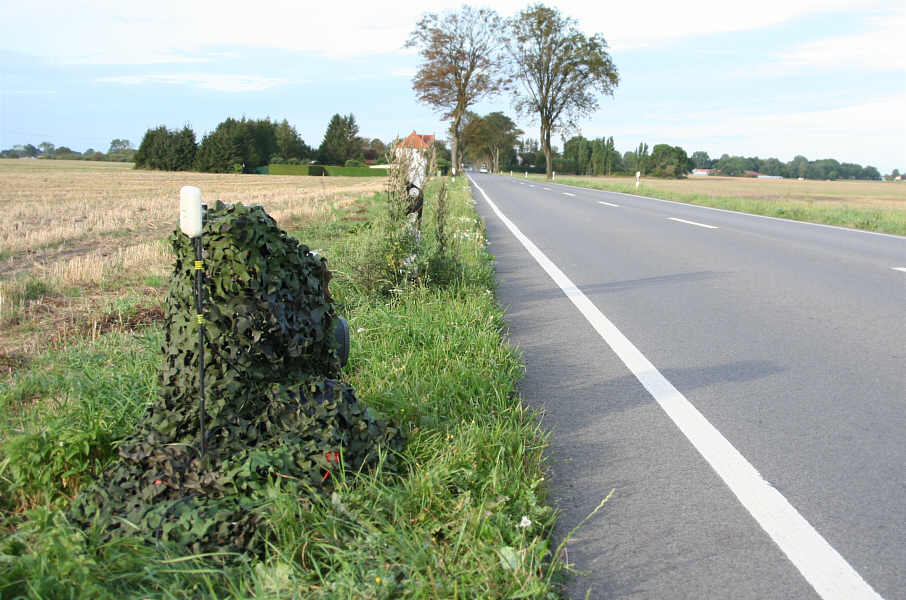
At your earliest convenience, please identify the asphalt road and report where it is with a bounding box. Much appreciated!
[468,173,905,600]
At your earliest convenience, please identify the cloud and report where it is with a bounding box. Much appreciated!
[595,92,906,170]
[778,12,906,71]
[97,73,290,92]
[2,0,890,63]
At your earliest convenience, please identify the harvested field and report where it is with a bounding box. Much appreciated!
[0,159,385,356]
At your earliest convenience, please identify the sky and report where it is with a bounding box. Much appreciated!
[1,0,904,173]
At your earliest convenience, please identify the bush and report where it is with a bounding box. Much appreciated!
[345,159,365,167]
[268,164,310,175]
[266,164,387,177]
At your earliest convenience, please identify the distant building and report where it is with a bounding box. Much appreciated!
[396,131,435,150]
[745,170,783,179]
[691,169,712,176]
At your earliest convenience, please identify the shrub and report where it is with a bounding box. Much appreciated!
[345,159,365,167]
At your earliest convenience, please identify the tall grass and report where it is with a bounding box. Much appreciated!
[0,176,566,598]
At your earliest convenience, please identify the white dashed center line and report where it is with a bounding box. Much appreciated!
[669,217,718,229]
[892,267,906,273]
[598,201,620,207]
[563,192,576,197]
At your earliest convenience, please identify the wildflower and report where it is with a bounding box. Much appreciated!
[357,327,365,333]
[376,576,382,584]
[518,516,532,529]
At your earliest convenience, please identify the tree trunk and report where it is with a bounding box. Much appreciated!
[541,123,552,179]
[451,113,462,176]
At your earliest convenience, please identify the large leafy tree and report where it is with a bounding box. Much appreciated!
[506,4,619,179]
[649,144,692,178]
[407,5,508,175]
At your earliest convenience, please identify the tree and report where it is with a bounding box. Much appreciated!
[274,119,309,160]
[38,142,55,156]
[135,125,196,171]
[462,111,522,172]
[649,144,691,178]
[318,113,360,165]
[860,165,880,180]
[195,118,255,173]
[506,4,618,179]
[691,151,711,169]
[108,139,132,154]
[407,5,508,175]
[636,142,649,175]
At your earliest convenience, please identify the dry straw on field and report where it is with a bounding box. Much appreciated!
[0,159,384,355]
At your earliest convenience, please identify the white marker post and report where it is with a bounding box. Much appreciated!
[636,170,641,188]
[179,185,207,455]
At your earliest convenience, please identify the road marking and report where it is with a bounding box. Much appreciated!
[669,217,718,229]
[892,267,906,273]
[563,192,576,197]
[598,201,620,207]
[529,185,536,188]
[543,187,552,191]
[469,175,883,600]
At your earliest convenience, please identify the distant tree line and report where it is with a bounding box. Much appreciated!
[0,139,136,162]
[693,151,881,181]
[128,114,448,173]
[496,134,885,181]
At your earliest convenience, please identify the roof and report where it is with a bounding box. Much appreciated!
[398,131,435,150]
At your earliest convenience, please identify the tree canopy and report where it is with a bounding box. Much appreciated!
[407,5,508,175]
[462,112,522,172]
[505,3,619,179]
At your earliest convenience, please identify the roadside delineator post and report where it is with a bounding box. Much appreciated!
[179,185,207,455]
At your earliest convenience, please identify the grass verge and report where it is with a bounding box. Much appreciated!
[0,177,564,598]
[516,174,906,236]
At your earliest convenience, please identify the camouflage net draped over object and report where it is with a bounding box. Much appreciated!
[69,201,404,556]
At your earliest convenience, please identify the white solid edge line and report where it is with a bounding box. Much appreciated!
[563,192,576,197]
[469,175,883,600]
[598,201,620,207]
[504,175,905,240]
[669,217,719,229]
[892,267,906,273]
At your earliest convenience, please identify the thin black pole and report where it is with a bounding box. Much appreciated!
[194,236,207,455]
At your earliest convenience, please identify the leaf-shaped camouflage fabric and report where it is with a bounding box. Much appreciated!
[69,201,404,557]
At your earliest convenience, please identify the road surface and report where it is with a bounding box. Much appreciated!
[468,173,905,599]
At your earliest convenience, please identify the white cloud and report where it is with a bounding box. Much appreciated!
[98,73,290,92]
[2,0,893,63]
[779,12,906,71]
[594,93,906,170]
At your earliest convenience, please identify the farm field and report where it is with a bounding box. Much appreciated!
[0,159,385,359]
[519,173,906,235]
[1,160,562,598]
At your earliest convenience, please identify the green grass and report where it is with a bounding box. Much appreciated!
[520,174,906,236]
[0,178,566,598]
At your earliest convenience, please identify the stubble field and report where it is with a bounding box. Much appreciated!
[0,159,385,359]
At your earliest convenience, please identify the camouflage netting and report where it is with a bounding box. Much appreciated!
[69,201,404,556]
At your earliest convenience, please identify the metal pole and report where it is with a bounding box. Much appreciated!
[194,237,207,455]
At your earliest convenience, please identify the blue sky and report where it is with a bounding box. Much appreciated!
[1,0,904,172]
